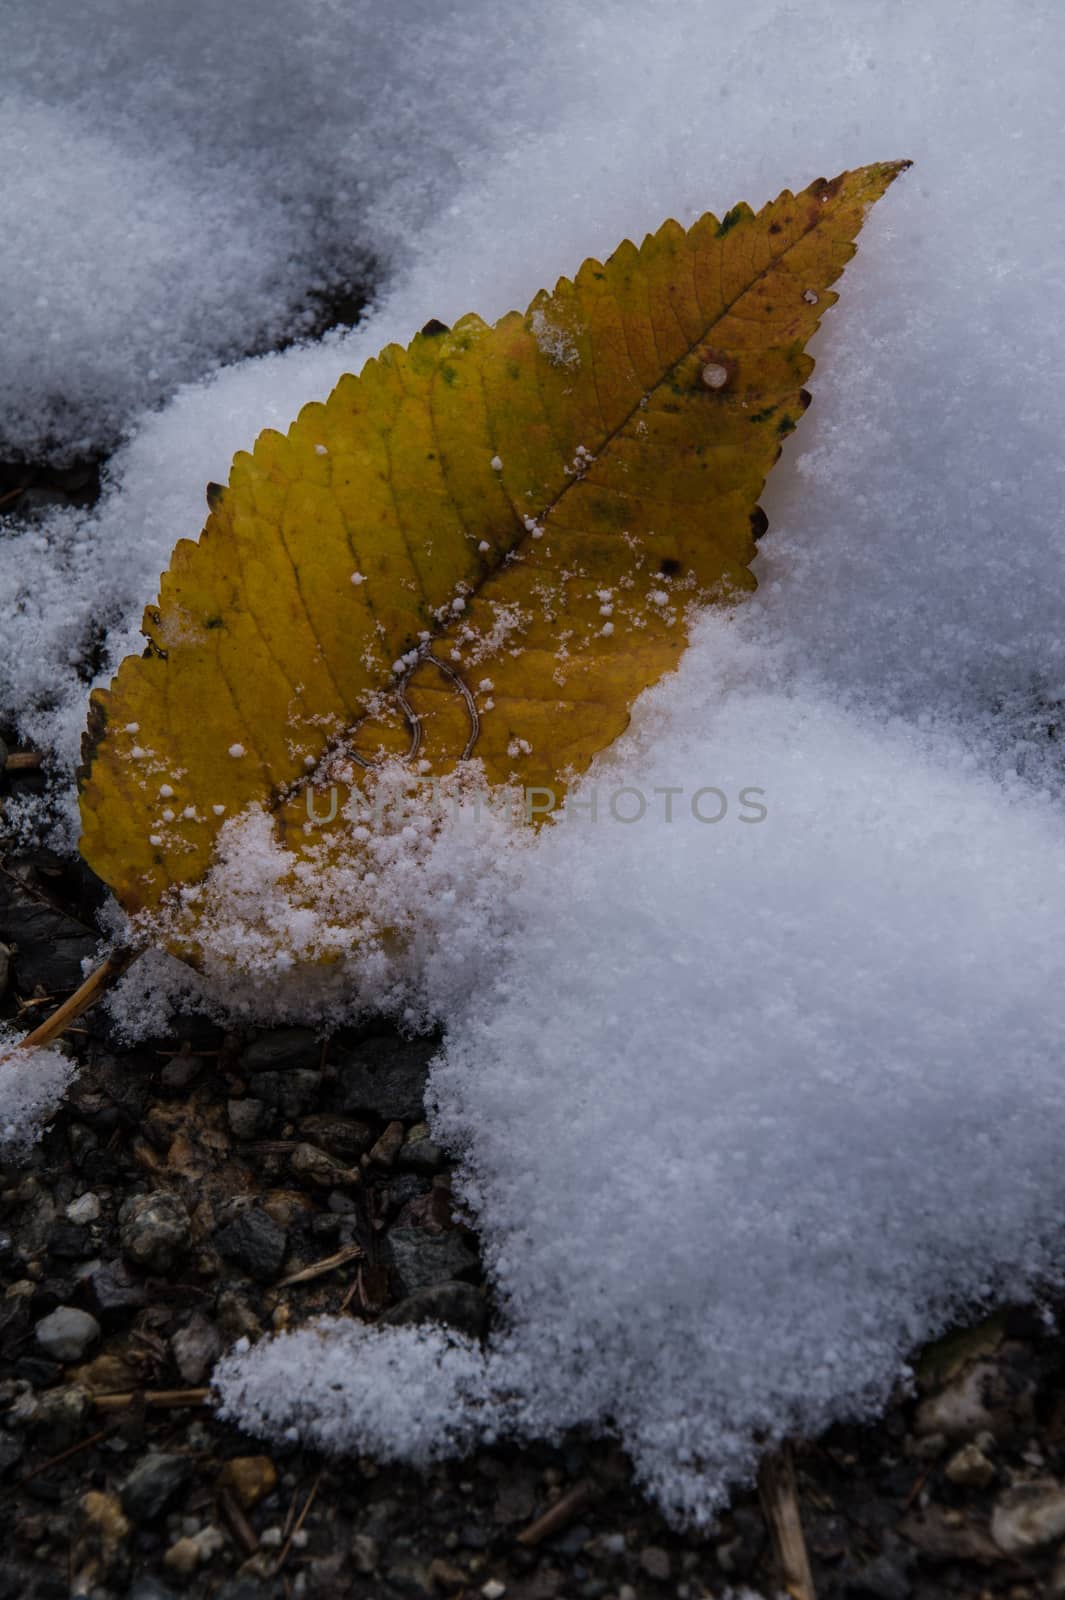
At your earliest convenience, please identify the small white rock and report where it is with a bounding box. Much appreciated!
[991,1480,1065,1554]
[65,1193,101,1225]
[35,1306,101,1363]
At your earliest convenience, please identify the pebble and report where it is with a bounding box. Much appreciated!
[217,1288,263,1343]
[369,1119,405,1167]
[226,1097,269,1139]
[481,1582,507,1599]
[215,1207,288,1282]
[88,1258,149,1317]
[633,1542,668,1580]
[121,1453,192,1522]
[252,1068,322,1119]
[916,1348,1035,1440]
[381,1280,486,1339]
[65,1192,101,1225]
[290,1141,358,1187]
[991,1480,1065,1554]
[383,1228,479,1297]
[119,1191,191,1273]
[74,1492,131,1588]
[34,1305,100,1362]
[398,1128,446,1174]
[298,1112,374,1161]
[428,1557,467,1591]
[218,1455,277,1509]
[338,1033,436,1120]
[170,1313,223,1385]
[163,1524,225,1575]
[241,1027,321,1072]
[945,1441,996,1488]
[351,1533,379,1572]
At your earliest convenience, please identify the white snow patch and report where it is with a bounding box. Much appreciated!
[216,1322,488,1463]
[215,627,1065,1520]
[0,1030,77,1156]
[0,0,574,458]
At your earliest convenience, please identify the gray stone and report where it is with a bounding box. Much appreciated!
[65,1192,101,1224]
[34,1305,100,1362]
[298,1112,374,1161]
[338,1034,436,1121]
[252,1069,322,1119]
[241,1027,321,1072]
[129,1578,181,1600]
[171,1313,223,1385]
[216,1208,287,1282]
[382,1228,479,1298]
[639,1546,672,1582]
[122,1453,193,1522]
[88,1259,149,1318]
[381,1280,486,1339]
[0,866,98,995]
[120,1191,191,1274]
[397,1134,446,1174]
[48,1221,94,1260]
[226,1097,270,1139]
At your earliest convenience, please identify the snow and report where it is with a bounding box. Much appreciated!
[0,1033,77,1156]
[217,640,1065,1521]
[0,0,567,461]
[3,0,1065,1529]
[217,1322,488,1463]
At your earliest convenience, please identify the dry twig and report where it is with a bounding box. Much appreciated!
[516,1478,595,1548]
[91,1387,210,1413]
[5,945,140,1056]
[758,1443,817,1600]
[278,1243,364,1288]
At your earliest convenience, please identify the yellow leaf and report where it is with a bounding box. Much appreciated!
[78,161,908,951]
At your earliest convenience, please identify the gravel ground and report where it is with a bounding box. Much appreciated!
[3,826,1065,1600]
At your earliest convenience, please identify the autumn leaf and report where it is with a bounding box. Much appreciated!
[78,161,908,950]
